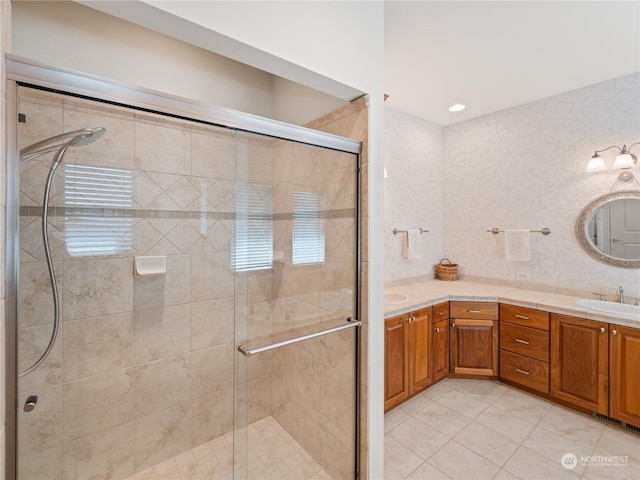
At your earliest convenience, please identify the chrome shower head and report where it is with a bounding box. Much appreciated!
[20,127,106,164]
[68,127,105,147]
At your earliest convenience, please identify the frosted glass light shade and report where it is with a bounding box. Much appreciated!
[613,152,635,169]
[586,154,606,172]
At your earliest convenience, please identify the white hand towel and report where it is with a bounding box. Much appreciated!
[402,229,423,259]
[505,229,530,261]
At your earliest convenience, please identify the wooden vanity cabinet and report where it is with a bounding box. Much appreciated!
[384,314,409,411]
[499,305,550,394]
[432,302,450,383]
[450,302,499,376]
[409,307,434,395]
[610,325,640,428]
[384,307,433,412]
[384,295,640,427]
[550,314,609,414]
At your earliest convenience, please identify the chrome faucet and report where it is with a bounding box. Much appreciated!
[616,286,625,304]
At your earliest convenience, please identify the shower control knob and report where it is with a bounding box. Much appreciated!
[23,395,38,413]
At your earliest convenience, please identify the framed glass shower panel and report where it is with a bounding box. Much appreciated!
[233,131,360,480]
[14,85,240,480]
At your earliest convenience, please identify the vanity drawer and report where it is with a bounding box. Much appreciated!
[433,302,449,320]
[500,304,549,331]
[450,302,498,320]
[500,349,549,394]
[500,322,549,362]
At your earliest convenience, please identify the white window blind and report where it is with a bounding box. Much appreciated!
[63,164,133,256]
[292,191,325,265]
[233,185,273,271]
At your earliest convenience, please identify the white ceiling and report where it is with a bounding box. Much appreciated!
[385,1,640,126]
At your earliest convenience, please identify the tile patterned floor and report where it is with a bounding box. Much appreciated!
[126,416,330,480]
[384,378,640,480]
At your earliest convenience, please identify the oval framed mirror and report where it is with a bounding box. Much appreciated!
[576,190,640,268]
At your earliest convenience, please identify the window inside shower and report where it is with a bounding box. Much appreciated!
[13,83,360,480]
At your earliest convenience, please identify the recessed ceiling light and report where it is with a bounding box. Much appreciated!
[448,104,466,112]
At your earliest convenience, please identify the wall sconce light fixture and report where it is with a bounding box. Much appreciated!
[587,143,639,173]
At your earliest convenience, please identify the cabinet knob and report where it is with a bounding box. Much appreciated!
[451,322,455,328]
[434,327,440,332]
[599,327,605,333]
[612,329,617,336]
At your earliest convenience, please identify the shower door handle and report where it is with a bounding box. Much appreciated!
[237,318,361,357]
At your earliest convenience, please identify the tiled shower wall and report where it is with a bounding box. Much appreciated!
[16,87,272,479]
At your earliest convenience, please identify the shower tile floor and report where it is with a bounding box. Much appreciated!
[385,378,640,480]
[126,416,331,480]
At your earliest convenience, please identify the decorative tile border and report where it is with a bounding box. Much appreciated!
[20,206,355,221]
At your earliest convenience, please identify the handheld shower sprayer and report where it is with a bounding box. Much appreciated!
[19,127,106,378]
[20,127,105,164]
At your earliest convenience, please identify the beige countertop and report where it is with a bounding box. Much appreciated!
[384,279,640,328]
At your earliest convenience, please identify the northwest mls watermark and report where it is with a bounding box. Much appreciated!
[561,453,630,470]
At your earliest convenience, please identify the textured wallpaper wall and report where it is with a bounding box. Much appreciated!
[385,73,640,298]
[384,107,444,282]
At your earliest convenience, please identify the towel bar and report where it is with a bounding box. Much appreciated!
[487,227,551,235]
[393,228,429,235]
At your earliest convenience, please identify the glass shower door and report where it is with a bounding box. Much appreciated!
[14,85,242,480]
[11,77,360,480]
[232,132,360,480]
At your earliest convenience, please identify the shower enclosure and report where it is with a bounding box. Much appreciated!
[5,58,361,479]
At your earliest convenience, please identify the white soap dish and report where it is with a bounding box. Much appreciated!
[134,256,166,277]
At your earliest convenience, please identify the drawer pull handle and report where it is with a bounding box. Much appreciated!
[515,338,530,345]
[514,314,530,320]
[515,368,530,375]
[468,310,481,313]
[438,311,445,316]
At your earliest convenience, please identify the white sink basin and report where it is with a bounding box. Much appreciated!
[576,299,640,320]
[384,291,409,306]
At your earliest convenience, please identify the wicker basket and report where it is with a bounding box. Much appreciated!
[435,258,458,281]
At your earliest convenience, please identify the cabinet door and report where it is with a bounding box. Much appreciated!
[408,308,433,395]
[433,318,449,383]
[550,314,608,414]
[610,325,640,428]
[385,314,409,411]
[450,319,498,376]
